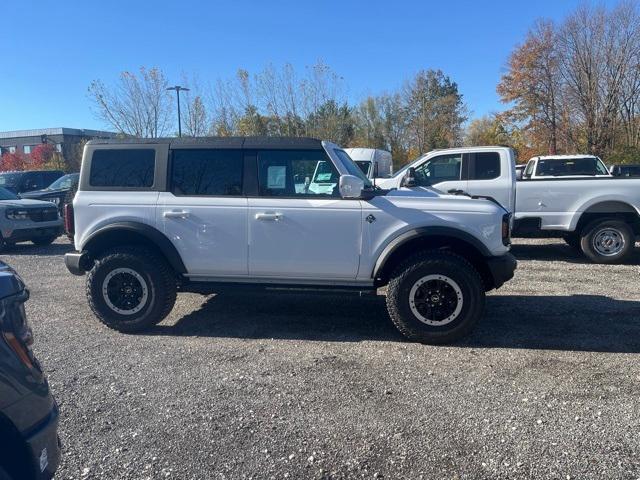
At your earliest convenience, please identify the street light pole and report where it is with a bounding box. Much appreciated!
[167,85,190,137]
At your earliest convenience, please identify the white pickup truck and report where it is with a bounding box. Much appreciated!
[379,149,640,263]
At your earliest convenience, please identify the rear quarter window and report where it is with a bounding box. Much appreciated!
[89,149,155,188]
[471,152,500,180]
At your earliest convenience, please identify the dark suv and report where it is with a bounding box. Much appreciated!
[0,261,60,479]
[0,171,64,195]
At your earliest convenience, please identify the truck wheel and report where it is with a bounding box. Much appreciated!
[386,250,485,344]
[580,219,635,264]
[86,246,177,332]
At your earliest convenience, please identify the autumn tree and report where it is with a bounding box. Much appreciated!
[497,20,562,154]
[88,67,174,138]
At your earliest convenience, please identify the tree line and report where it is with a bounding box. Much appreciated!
[88,63,466,169]
[88,0,640,167]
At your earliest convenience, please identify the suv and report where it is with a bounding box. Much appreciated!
[0,171,64,195]
[64,137,516,344]
[0,261,61,479]
[19,173,79,212]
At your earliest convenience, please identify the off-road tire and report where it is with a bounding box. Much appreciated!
[32,235,57,246]
[87,246,177,332]
[386,250,485,344]
[579,219,635,264]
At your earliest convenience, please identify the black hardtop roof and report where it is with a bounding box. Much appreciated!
[86,136,325,150]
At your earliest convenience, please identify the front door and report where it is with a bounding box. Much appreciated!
[248,149,362,279]
[158,148,248,276]
[410,152,467,195]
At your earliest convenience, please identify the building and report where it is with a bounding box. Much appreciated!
[0,127,117,169]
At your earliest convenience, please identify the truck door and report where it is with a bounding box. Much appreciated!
[409,152,467,195]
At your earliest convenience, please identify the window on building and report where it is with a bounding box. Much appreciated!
[55,144,62,153]
[170,149,243,196]
[89,149,155,188]
[23,145,33,154]
[7,146,16,154]
[257,150,340,197]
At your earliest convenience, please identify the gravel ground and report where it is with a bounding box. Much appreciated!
[3,238,640,479]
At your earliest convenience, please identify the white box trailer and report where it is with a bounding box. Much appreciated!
[344,148,393,179]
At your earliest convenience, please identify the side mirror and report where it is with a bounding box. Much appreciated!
[400,167,417,188]
[339,174,365,199]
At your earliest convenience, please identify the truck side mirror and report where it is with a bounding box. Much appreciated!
[400,167,417,188]
[339,174,365,199]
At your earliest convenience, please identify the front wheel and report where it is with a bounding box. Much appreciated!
[87,246,177,332]
[386,250,485,344]
[579,219,635,264]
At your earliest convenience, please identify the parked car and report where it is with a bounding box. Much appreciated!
[609,164,640,177]
[0,188,63,250]
[0,171,64,195]
[521,155,611,179]
[19,173,79,213]
[0,261,61,479]
[382,147,640,263]
[344,148,393,178]
[64,137,516,344]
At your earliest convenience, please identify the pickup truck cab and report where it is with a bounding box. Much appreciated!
[64,137,516,344]
[376,146,517,213]
[522,155,611,179]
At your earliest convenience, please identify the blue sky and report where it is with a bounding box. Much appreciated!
[0,0,619,132]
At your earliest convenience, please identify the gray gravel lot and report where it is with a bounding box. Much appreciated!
[3,238,640,479]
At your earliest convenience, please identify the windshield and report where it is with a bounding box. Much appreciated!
[0,187,18,200]
[0,173,22,187]
[393,153,428,178]
[46,173,79,190]
[535,157,608,176]
[333,149,373,188]
[355,160,371,176]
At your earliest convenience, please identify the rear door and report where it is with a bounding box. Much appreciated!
[158,148,248,276]
[465,151,514,212]
[247,149,361,279]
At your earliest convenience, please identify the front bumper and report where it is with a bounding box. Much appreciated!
[486,252,517,289]
[65,251,91,275]
[24,403,61,480]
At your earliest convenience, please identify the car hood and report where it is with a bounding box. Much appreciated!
[20,189,65,198]
[0,199,58,208]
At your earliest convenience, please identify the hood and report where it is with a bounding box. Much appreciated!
[0,198,59,208]
[20,189,65,198]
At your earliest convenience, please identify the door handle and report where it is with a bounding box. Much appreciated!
[255,212,283,221]
[163,210,190,219]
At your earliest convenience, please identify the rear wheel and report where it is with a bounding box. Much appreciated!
[87,246,177,332]
[579,219,635,264]
[386,250,485,344]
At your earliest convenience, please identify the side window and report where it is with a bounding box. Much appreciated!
[414,154,462,186]
[471,152,500,180]
[23,172,43,190]
[257,150,339,197]
[170,149,243,196]
[89,149,155,188]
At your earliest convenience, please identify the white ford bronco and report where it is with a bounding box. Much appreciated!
[64,137,516,344]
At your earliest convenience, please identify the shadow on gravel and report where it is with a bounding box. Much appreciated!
[151,292,640,352]
[511,241,640,264]
[1,241,74,257]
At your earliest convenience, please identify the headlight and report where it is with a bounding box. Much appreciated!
[6,209,29,220]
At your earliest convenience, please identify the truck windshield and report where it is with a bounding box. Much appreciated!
[355,161,371,176]
[0,187,18,200]
[536,157,608,176]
